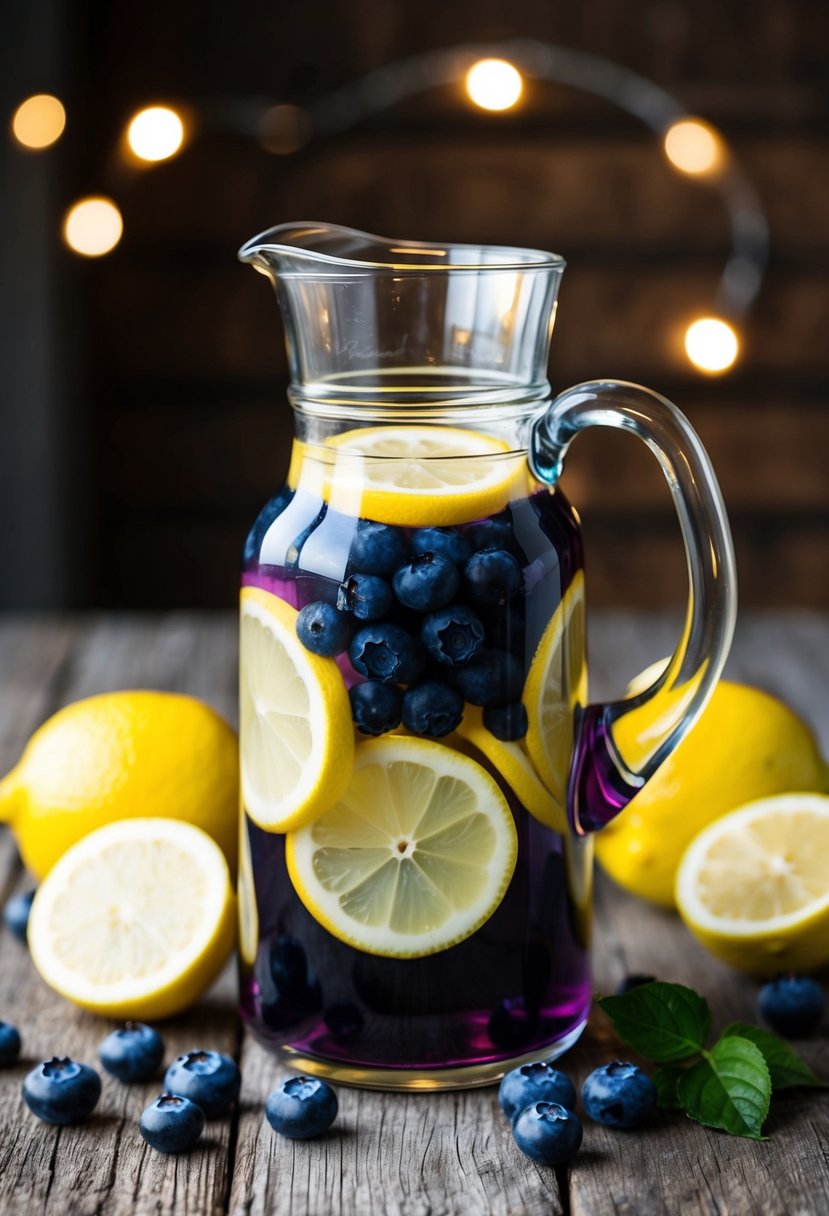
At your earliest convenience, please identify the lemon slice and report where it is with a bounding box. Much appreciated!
[523,572,587,803]
[285,736,517,958]
[323,425,524,526]
[675,793,829,975]
[240,587,354,832]
[457,706,567,834]
[238,811,259,966]
[28,819,235,1019]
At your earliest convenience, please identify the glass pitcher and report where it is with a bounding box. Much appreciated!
[236,223,736,1090]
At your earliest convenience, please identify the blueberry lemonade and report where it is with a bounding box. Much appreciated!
[238,425,593,1088]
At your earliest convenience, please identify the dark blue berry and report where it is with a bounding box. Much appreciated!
[513,1102,583,1166]
[323,1002,364,1042]
[499,1061,577,1120]
[296,601,353,656]
[270,935,309,991]
[616,974,656,995]
[401,681,464,737]
[243,489,293,563]
[411,527,472,565]
[466,518,516,552]
[421,605,485,667]
[484,702,528,741]
[392,552,460,612]
[0,1021,21,1066]
[140,1093,205,1153]
[3,889,35,943]
[99,1022,164,1082]
[349,520,408,575]
[464,548,522,608]
[22,1057,102,1125]
[349,624,424,684]
[164,1051,240,1118]
[259,937,323,1034]
[582,1060,656,1128]
[758,975,825,1038]
[453,648,524,707]
[265,1075,338,1139]
[336,573,393,621]
[349,682,402,735]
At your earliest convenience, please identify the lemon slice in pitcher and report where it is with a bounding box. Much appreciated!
[286,736,517,958]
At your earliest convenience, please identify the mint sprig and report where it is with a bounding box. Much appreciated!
[597,981,826,1139]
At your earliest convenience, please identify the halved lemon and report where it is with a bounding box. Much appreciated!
[675,793,829,975]
[323,425,525,527]
[523,572,587,803]
[285,736,518,958]
[28,818,235,1019]
[240,587,354,832]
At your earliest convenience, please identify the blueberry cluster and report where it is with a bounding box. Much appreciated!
[295,519,528,742]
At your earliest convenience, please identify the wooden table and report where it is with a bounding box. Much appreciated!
[0,612,827,1215]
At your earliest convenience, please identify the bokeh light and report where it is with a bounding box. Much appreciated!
[664,118,723,176]
[62,197,123,257]
[127,106,185,162]
[465,59,523,112]
[257,104,310,154]
[684,317,739,373]
[11,94,66,149]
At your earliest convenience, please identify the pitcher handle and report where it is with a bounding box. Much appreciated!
[530,379,738,835]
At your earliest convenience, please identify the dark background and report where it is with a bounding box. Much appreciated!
[2,0,828,611]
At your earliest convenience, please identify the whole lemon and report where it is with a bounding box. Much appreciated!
[596,677,828,908]
[0,691,238,878]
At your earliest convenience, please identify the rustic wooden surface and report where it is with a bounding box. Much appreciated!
[0,611,827,1215]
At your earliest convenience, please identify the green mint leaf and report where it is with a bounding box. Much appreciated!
[598,981,711,1062]
[677,1035,771,1139]
[721,1022,829,1091]
[652,1064,686,1110]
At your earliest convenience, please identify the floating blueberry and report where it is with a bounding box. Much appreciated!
[392,552,460,612]
[164,1051,241,1118]
[484,702,528,741]
[0,1021,21,1066]
[139,1093,205,1153]
[411,527,472,566]
[22,1057,102,1125]
[758,975,825,1038]
[512,1102,583,1167]
[401,681,464,738]
[421,605,485,667]
[296,601,353,657]
[453,648,524,707]
[499,1061,578,1120]
[323,1002,364,1042]
[349,520,408,575]
[349,624,425,685]
[582,1060,656,1128]
[265,1075,338,1139]
[616,974,656,995]
[243,488,293,564]
[259,936,323,1034]
[269,935,309,992]
[336,573,393,621]
[466,518,516,552]
[99,1022,164,1082]
[349,682,402,736]
[463,548,522,608]
[3,889,35,943]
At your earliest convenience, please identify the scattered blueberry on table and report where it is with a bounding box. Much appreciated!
[296,602,353,657]
[22,1057,102,1125]
[758,975,825,1038]
[139,1093,205,1153]
[582,1060,656,1128]
[348,681,402,736]
[0,1021,22,1066]
[99,1022,164,1082]
[164,1050,241,1118]
[3,889,35,943]
[265,1075,338,1139]
[499,1061,578,1121]
[512,1101,583,1166]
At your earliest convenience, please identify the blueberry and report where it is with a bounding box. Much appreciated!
[3,889,35,943]
[259,936,323,1034]
[401,681,464,738]
[758,975,825,1037]
[323,1002,364,1042]
[421,605,485,667]
[336,573,393,621]
[140,1093,205,1153]
[243,488,293,563]
[512,1102,583,1167]
[499,1061,577,1120]
[464,548,522,608]
[349,520,408,575]
[349,681,402,735]
[466,518,516,552]
[296,601,353,657]
[22,1057,102,1125]
[582,1060,656,1128]
[0,1021,21,1066]
[392,552,460,612]
[453,648,524,707]
[269,935,309,992]
[164,1050,240,1118]
[349,624,424,684]
[484,702,528,741]
[99,1022,164,1082]
[616,974,656,995]
[411,527,472,565]
[265,1075,338,1139]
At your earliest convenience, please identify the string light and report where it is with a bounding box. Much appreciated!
[684,317,739,373]
[465,59,523,112]
[63,196,123,257]
[126,106,185,162]
[11,94,66,149]
[664,118,723,176]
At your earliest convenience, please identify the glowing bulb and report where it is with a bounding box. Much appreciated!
[127,105,185,162]
[11,94,66,149]
[684,317,739,373]
[63,197,123,257]
[664,118,723,176]
[465,59,523,112]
